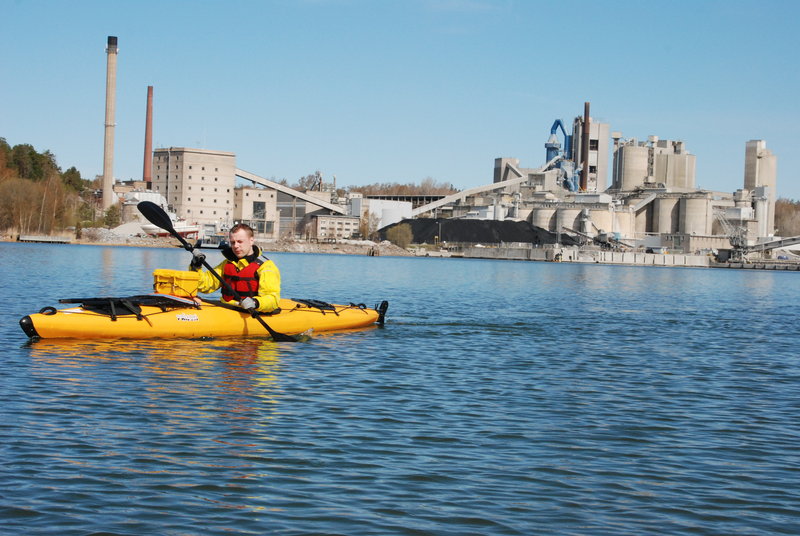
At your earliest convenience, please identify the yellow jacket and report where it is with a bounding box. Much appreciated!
[191,246,281,312]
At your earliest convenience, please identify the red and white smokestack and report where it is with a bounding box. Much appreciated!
[102,36,118,210]
[143,86,153,188]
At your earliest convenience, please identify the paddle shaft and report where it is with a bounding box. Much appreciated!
[137,202,297,341]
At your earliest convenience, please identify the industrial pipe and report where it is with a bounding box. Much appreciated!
[580,101,590,191]
[143,86,153,187]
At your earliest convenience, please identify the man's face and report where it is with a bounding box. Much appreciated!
[229,229,255,259]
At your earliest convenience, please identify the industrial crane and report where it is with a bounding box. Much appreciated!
[544,119,580,191]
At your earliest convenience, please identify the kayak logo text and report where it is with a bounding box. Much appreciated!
[175,313,200,322]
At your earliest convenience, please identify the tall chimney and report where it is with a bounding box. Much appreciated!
[102,36,119,210]
[580,101,590,191]
[143,86,153,188]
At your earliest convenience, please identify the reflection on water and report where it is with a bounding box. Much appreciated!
[27,337,285,423]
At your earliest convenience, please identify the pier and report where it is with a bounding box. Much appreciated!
[18,235,72,244]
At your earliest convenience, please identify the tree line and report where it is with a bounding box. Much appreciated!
[0,138,99,236]
[775,198,800,237]
[281,172,457,197]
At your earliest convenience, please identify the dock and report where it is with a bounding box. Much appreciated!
[711,261,800,271]
[18,235,72,244]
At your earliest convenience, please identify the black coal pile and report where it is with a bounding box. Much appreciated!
[380,218,579,246]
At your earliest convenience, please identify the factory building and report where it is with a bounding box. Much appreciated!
[144,149,351,241]
[312,214,362,241]
[151,147,236,227]
[350,195,413,231]
[413,103,777,255]
[743,139,777,236]
[233,186,279,239]
[572,115,611,192]
[609,135,696,192]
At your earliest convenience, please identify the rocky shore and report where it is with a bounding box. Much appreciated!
[7,224,414,257]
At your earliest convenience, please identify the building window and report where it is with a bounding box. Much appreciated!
[253,201,266,219]
[589,139,599,150]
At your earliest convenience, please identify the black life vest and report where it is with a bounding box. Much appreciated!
[221,258,263,302]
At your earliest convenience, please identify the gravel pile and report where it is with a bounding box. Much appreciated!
[79,227,175,247]
[265,239,413,256]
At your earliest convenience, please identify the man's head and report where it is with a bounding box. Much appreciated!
[229,223,256,259]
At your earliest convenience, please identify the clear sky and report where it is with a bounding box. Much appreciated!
[2,0,799,198]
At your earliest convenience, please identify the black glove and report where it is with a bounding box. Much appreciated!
[189,251,206,270]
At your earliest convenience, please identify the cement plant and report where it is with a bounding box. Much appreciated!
[71,37,800,270]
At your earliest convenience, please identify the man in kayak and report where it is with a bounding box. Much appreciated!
[189,223,281,312]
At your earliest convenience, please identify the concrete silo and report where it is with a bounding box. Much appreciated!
[531,207,557,233]
[557,208,583,233]
[618,144,649,191]
[654,197,680,234]
[679,196,711,235]
[588,208,613,236]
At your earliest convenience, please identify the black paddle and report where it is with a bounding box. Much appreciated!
[137,201,300,342]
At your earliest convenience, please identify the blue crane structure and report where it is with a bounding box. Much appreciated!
[544,119,580,192]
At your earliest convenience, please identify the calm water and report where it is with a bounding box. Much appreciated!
[1,242,799,535]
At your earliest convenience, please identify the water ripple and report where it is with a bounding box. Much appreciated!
[2,247,800,534]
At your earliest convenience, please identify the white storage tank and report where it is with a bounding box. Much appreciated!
[531,208,557,232]
[619,145,649,191]
[655,197,679,234]
[557,208,582,232]
[589,209,613,235]
[680,197,710,235]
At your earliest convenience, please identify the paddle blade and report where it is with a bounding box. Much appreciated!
[137,201,175,233]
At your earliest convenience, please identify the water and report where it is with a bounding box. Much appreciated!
[1,242,799,535]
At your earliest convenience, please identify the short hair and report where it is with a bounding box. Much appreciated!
[229,223,255,237]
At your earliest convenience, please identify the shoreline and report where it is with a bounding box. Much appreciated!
[6,236,799,270]
[3,235,415,257]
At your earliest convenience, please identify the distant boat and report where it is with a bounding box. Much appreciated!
[141,216,201,239]
[194,222,230,249]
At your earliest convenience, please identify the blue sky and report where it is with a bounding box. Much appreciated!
[2,0,799,198]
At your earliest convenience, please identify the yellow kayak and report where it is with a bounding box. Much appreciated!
[20,295,388,340]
